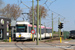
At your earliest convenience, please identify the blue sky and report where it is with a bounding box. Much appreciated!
[2,0,75,31]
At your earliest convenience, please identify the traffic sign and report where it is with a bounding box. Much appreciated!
[31,30,35,34]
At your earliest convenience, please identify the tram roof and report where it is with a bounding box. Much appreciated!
[16,21,30,24]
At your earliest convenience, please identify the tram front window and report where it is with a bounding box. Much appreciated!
[16,25,27,32]
[70,31,75,35]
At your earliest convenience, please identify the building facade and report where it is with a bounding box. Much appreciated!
[0,17,11,40]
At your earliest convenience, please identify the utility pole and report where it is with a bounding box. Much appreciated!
[36,0,39,45]
[40,9,41,41]
[32,0,34,41]
[58,17,60,38]
[52,13,53,39]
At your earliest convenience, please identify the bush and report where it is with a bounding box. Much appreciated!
[3,39,9,42]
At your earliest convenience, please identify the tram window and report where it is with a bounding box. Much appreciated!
[29,27,32,33]
[70,31,75,35]
[34,27,36,34]
[16,25,27,32]
[39,28,44,34]
[70,31,75,33]
[41,29,44,34]
[50,29,52,33]
[29,27,36,34]
[46,29,52,33]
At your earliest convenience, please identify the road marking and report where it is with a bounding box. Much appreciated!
[0,42,5,43]
[64,42,69,43]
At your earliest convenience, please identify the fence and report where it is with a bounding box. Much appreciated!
[63,31,70,39]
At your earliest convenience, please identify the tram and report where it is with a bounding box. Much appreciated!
[15,21,52,40]
[69,30,75,38]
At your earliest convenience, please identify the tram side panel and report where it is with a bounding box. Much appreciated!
[41,28,45,39]
[40,26,45,39]
[44,27,52,38]
[28,24,37,39]
[46,27,52,38]
[46,28,50,38]
[49,29,52,37]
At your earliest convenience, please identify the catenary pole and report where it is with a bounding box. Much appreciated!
[32,0,34,41]
[36,0,39,45]
[40,9,41,41]
[52,13,53,39]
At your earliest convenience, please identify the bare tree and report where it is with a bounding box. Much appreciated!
[0,0,3,6]
[0,4,22,20]
[0,0,3,13]
[28,5,47,24]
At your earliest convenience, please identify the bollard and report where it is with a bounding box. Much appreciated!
[60,37,62,43]
[9,30,11,42]
[31,34,32,39]
[50,33,51,37]
[9,37,11,42]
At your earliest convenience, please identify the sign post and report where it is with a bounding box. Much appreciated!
[58,22,63,43]
[9,23,11,42]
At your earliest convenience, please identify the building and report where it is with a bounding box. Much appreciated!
[0,17,11,40]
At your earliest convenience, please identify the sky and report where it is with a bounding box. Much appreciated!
[2,0,75,31]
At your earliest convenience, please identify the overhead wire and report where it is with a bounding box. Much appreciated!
[49,0,56,6]
[18,0,65,22]
[44,0,65,18]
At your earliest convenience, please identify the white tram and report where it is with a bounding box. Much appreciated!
[15,21,52,40]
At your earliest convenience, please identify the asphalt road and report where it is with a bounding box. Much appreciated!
[0,39,75,50]
[0,41,74,50]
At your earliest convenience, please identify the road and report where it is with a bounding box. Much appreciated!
[0,40,75,50]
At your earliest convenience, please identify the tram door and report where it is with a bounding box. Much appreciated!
[0,29,3,38]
